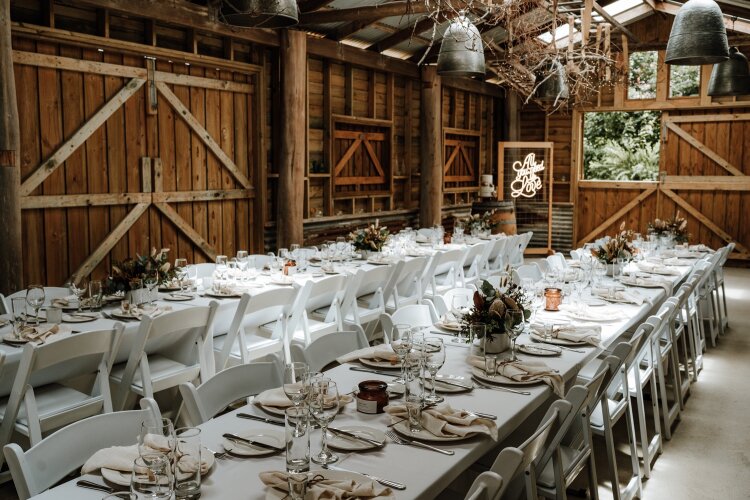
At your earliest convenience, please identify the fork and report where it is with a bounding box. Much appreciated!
[385,430,454,455]
[471,377,532,396]
[206,446,232,460]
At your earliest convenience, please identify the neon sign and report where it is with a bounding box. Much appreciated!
[510,152,544,198]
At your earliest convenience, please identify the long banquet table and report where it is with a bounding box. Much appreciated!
[28,258,694,499]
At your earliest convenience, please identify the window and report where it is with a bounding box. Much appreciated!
[628,51,657,100]
[583,111,660,181]
[670,64,700,97]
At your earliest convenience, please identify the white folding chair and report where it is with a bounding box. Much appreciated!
[249,254,274,269]
[3,398,161,500]
[464,471,505,500]
[485,238,509,275]
[110,304,218,410]
[216,288,300,368]
[290,330,369,372]
[667,290,693,401]
[421,248,468,299]
[429,287,475,318]
[0,327,122,453]
[462,242,490,287]
[569,249,582,261]
[545,253,567,272]
[192,262,216,279]
[384,256,429,313]
[379,303,439,343]
[512,263,543,284]
[289,275,347,346]
[179,359,283,425]
[338,266,395,340]
[676,276,704,381]
[650,301,683,440]
[713,243,733,332]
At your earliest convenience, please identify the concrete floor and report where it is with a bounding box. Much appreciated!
[1,268,748,500]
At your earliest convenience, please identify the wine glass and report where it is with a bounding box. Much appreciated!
[141,272,156,305]
[174,258,188,293]
[138,418,176,467]
[89,280,103,311]
[69,281,87,314]
[26,285,46,324]
[423,337,445,404]
[131,454,173,500]
[450,294,470,320]
[391,327,413,385]
[504,309,524,361]
[309,379,339,465]
[283,362,309,408]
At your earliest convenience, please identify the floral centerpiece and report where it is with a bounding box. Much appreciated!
[459,280,531,351]
[648,211,689,244]
[463,211,498,234]
[591,222,636,264]
[348,220,390,253]
[105,248,175,293]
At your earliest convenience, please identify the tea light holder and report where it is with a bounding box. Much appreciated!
[544,288,562,311]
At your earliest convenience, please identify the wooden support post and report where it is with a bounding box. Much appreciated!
[277,29,306,247]
[0,0,22,294]
[504,91,521,141]
[420,65,442,227]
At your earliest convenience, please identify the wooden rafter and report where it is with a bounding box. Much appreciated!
[300,2,430,24]
[20,77,145,197]
[298,0,337,14]
[592,0,639,42]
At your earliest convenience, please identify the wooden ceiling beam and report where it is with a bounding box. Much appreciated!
[592,0,639,42]
[298,0,336,14]
[334,19,376,41]
[371,13,456,53]
[300,2,430,25]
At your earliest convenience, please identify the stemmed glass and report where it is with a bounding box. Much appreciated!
[26,285,46,324]
[309,379,339,465]
[283,362,310,408]
[69,282,87,313]
[391,327,413,385]
[144,271,158,305]
[174,258,188,293]
[423,337,445,404]
[504,309,524,361]
[138,417,176,467]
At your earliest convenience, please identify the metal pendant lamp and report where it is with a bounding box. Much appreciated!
[437,13,485,78]
[220,0,299,28]
[708,47,750,96]
[534,59,569,103]
[665,0,729,65]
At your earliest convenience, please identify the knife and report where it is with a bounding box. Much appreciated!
[222,433,283,451]
[349,366,399,377]
[327,427,384,447]
[464,410,497,420]
[76,480,117,493]
[430,377,474,390]
[236,413,285,426]
[324,464,406,491]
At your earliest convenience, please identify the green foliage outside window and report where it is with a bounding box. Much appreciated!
[628,51,657,99]
[670,65,700,97]
[583,111,661,181]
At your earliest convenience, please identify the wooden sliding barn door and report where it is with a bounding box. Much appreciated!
[14,39,264,286]
[576,109,750,261]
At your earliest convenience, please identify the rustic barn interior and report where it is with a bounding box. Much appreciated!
[0,0,748,499]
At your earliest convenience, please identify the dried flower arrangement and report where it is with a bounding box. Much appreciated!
[348,220,390,252]
[591,222,636,264]
[460,280,531,341]
[648,211,690,244]
[464,211,498,233]
[105,248,175,293]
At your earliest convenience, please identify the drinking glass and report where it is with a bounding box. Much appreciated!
[285,405,310,473]
[391,328,413,385]
[130,454,173,500]
[283,362,309,408]
[405,394,422,433]
[143,272,158,305]
[138,418,176,467]
[10,297,28,339]
[236,250,249,277]
[26,285,46,324]
[89,280,103,310]
[309,380,339,465]
[484,355,498,376]
[174,427,201,499]
[504,309,524,361]
[423,337,445,404]
[471,323,487,349]
[174,258,189,293]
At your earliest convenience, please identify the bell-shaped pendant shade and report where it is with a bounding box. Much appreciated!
[437,14,485,78]
[220,0,299,28]
[665,0,729,65]
[708,47,750,96]
[535,59,569,103]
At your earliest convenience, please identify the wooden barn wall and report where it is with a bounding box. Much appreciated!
[8,1,503,283]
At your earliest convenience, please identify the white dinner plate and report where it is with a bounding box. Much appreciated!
[222,429,284,457]
[327,425,386,451]
[583,298,607,307]
[203,291,243,299]
[434,321,462,332]
[2,333,29,345]
[100,447,215,486]
[61,313,98,323]
[392,420,469,442]
[621,278,666,289]
[517,343,562,356]
[264,470,396,499]
[529,332,588,346]
[254,402,289,417]
[162,293,194,302]
[424,374,473,393]
[471,367,544,386]
[269,278,295,286]
[359,358,401,370]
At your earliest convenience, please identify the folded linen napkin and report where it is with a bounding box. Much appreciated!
[335,345,426,366]
[529,322,601,347]
[254,387,352,409]
[662,257,695,266]
[51,295,78,307]
[260,470,392,500]
[8,324,62,343]
[82,434,177,474]
[621,276,673,294]
[688,244,713,253]
[467,356,564,398]
[636,261,681,276]
[557,304,628,322]
[384,402,497,440]
[591,287,644,305]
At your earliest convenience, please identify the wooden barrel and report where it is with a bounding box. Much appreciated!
[472,200,517,235]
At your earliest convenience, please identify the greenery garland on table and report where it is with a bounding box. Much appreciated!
[647,211,690,244]
[105,248,175,293]
[348,221,390,252]
[460,280,531,341]
[591,222,636,264]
